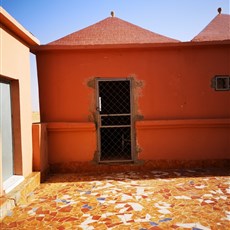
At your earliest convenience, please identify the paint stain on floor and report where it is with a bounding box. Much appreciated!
[1,169,230,229]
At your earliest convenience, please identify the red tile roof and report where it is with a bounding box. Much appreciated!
[192,14,230,42]
[48,16,179,46]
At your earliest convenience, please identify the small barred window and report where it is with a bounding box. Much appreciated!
[213,76,230,91]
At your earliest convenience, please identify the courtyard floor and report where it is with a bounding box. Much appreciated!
[1,168,230,230]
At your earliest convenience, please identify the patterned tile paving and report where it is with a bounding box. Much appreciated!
[1,168,230,229]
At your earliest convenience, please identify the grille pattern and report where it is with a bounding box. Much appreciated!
[98,80,132,162]
[100,127,131,161]
[101,115,130,126]
[99,81,130,114]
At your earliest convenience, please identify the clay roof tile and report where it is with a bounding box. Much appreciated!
[48,16,179,46]
[192,13,230,42]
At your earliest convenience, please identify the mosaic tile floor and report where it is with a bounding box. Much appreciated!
[1,168,230,229]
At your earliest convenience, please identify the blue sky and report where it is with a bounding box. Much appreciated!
[1,0,229,111]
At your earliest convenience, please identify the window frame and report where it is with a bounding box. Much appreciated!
[214,75,230,91]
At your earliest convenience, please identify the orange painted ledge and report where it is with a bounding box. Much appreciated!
[47,122,96,132]
[136,118,230,130]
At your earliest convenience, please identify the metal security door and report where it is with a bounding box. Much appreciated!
[97,79,133,162]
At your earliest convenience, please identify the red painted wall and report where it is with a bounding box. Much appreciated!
[32,123,48,180]
[136,119,230,160]
[35,43,230,167]
[37,45,230,121]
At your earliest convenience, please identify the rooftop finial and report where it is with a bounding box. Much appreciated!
[217,7,222,14]
[111,11,115,17]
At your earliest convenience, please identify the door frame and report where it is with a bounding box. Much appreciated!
[95,77,135,163]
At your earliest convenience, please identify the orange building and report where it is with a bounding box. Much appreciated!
[33,12,230,174]
[0,7,40,218]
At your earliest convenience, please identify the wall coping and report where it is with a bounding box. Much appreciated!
[31,40,230,53]
[0,7,40,46]
[37,119,230,131]
[136,118,230,130]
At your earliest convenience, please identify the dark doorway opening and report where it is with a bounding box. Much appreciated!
[96,79,133,162]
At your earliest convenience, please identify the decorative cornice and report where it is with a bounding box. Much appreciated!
[31,40,230,54]
[136,119,230,130]
[47,122,96,132]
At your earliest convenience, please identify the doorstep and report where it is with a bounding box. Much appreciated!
[3,175,25,194]
[0,172,40,220]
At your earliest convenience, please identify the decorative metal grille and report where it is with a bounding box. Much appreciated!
[99,80,130,114]
[101,115,130,126]
[97,80,133,162]
[100,127,131,161]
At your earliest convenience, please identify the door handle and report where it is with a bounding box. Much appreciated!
[98,97,102,112]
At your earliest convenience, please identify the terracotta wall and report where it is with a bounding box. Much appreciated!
[35,44,230,166]
[37,45,230,122]
[32,123,48,181]
[136,119,230,160]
